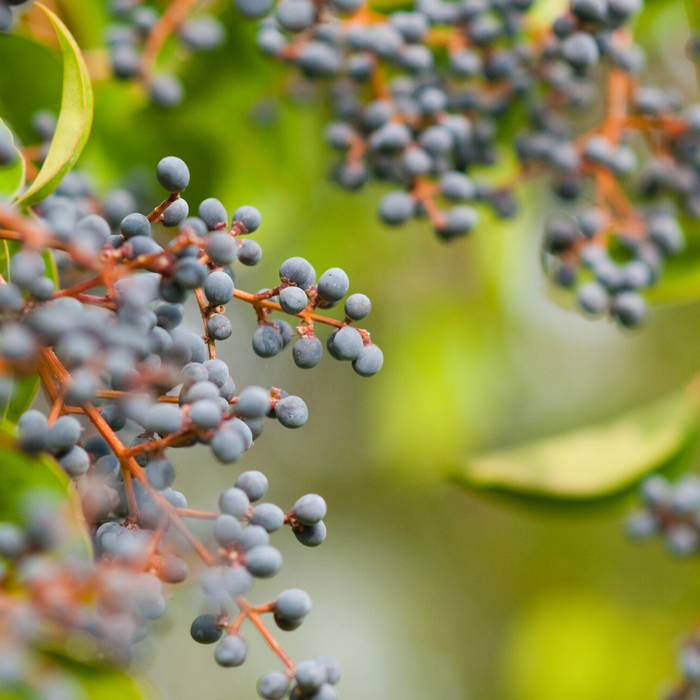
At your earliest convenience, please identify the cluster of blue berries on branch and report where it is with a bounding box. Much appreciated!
[0,153,378,698]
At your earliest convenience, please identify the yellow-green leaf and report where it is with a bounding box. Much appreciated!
[16,3,93,209]
[0,119,25,201]
[452,390,700,500]
[40,653,156,700]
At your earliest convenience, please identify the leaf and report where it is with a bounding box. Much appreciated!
[0,119,25,201]
[0,241,58,424]
[0,420,91,557]
[16,3,93,209]
[39,653,157,700]
[452,390,700,500]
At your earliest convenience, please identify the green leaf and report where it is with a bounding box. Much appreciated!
[0,421,91,558]
[39,653,156,700]
[452,390,700,500]
[0,119,25,201]
[0,422,70,522]
[15,3,93,209]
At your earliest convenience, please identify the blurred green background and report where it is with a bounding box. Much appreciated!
[4,0,700,697]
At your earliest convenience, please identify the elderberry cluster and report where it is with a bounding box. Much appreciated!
[0,496,172,671]
[0,148,378,695]
[626,474,700,555]
[190,473,338,699]
[106,0,226,107]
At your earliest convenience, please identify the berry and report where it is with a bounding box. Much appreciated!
[237,387,270,417]
[295,660,326,694]
[275,395,308,428]
[279,257,315,287]
[156,157,190,193]
[344,293,371,320]
[211,427,246,463]
[145,403,184,435]
[317,268,350,303]
[279,286,308,314]
[233,206,262,233]
[332,326,363,360]
[234,0,273,19]
[245,545,283,578]
[257,672,290,700]
[207,314,233,340]
[190,399,223,429]
[379,191,414,225]
[352,344,383,376]
[293,494,327,526]
[162,199,189,227]
[293,336,323,369]
[219,487,250,518]
[147,459,176,490]
[190,614,223,644]
[215,634,248,667]
[250,503,285,532]
[253,325,283,357]
[275,589,312,622]
[224,566,253,596]
[295,521,327,547]
[199,198,228,230]
[238,240,263,266]
[213,514,242,545]
[235,471,269,502]
[47,416,81,453]
[207,232,237,265]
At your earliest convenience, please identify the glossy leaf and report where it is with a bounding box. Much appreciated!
[452,390,700,499]
[16,3,93,209]
[0,118,25,201]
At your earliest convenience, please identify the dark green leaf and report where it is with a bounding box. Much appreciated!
[452,390,700,500]
[16,3,93,208]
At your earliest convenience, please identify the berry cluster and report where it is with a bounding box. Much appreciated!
[627,473,700,700]
[106,0,226,107]
[626,474,700,556]
[0,152,380,697]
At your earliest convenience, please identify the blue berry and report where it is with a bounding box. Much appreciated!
[250,503,285,532]
[295,660,326,694]
[47,416,81,453]
[237,387,270,418]
[211,427,246,463]
[275,395,308,428]
[295,521,326,547]
[245,545,282,578]
[208,314,233,340]
[237,524,270,551]
[332,326,363,360]
[279,257,314,287]
[59,445,90,478]
[279,286,308,314]
[199,198,228,230]
[379,191,415,225]
[257,672,290,700]
[293,336,322,369]
[352,344,383,376]
[207,232,237,265]
[344,293,371,320]
[219,487,250,518]
[157,156,190,193]
[233,205,262,233]
[190,614,223,644]
[215,634,248,667]
[145,403,184,435]
[317,268,349,303]
[238,240,263,266]
[235,471,269,502]
[275,588,312,621]
[190,399,223,429]
[224,565,253,596]
[253,325,283,357]
[214,514,242,545]
[146,458,176,490]
[162,198,189,227]
[293,494,326,526]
